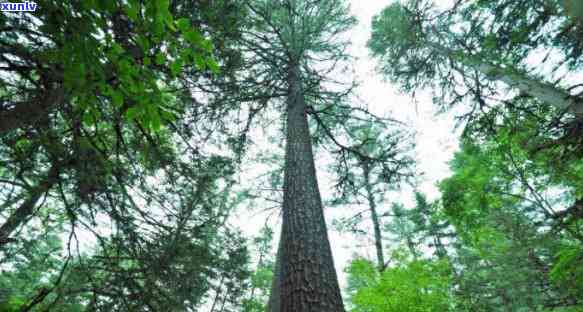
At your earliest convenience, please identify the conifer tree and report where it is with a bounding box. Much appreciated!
[240,0,356,309]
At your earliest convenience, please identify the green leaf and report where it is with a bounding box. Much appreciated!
[155,53,165,65]
[159,108,177,122]
[176,18,191,32]
[99,0,117,13]
[125,4,138,21]
[170,60,182,76]
[118,58,133,79]
[184,29,203,46]
[200,39,213,53]
[111,42,125,56]
[82,0,97,10]
[194,55,206,70]
[156,0,170,10]
[207,58,220,74]
[136,35,150,51]
[126,107,140,121]
[111,89,124,107]
[83,111,94,125]
[150,114,161,132]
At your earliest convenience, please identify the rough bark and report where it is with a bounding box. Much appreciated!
[361,161,385,271]
[0,163,60,249]
[267,232,282,312]
[277,62,344,311]
[430,43,583,118]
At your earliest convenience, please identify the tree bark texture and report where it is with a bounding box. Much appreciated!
[267,230,282,312]
[277,62,344,311]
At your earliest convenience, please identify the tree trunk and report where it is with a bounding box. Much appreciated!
[277,62,344,311]
[433,236,447,260]
[210,276,225,312]
[267,230,282,312]
[361,161,385,271]
[430,43,583,118]
[0,163,60,250]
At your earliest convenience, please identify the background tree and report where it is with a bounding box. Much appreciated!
[440,139,582,310]
[368,0,583,117]
[367,0,583,184]
[326,118,415,271]
[242,225,276,312]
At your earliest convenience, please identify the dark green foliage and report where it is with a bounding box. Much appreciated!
[551,244,583,299]
[0,0,258,310]
[0,154,253,310]
[3,0,583,310]
[437,133,582,310]
[0,0,221,133]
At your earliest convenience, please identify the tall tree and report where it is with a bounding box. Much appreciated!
[440,140,582,310]
[327,120,414,271]
[241,0,356,310]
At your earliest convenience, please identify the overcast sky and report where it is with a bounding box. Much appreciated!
[330,0,459,289]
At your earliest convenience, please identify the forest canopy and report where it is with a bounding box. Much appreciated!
[0,0,582,311]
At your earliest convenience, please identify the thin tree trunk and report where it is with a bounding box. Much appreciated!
[267,230,282,312]
[361,161,385,271]
[429,42,583,117]
[426,214,448,260]
[0,163,59,249]
[277,62,344,311]
[433,236,447,260]
[218,286,231,312]
[405,236,419,260]
[209,276,225,312]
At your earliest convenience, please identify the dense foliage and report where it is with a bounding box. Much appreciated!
[1,0,583,311]
[348,0,583,311]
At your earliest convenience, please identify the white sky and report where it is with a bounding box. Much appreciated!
[330,0,459,290]
[232,0,461,300]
